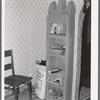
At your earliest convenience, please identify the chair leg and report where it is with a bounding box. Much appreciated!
[12,86,14,95]
[28,81,32,100]
[14,87,19,100]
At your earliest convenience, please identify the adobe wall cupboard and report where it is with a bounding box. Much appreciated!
[45,0,85,100]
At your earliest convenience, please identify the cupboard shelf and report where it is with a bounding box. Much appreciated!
[48,53,66,60]
[49,34,66,40]
[46,0,76,100]
[47,56,66,70]
[47,82,64,90]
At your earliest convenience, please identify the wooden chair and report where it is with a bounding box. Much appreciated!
[5,50,32,100]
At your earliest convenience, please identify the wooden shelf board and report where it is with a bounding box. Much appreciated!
[47,82,64,90]
[48,53,66,59]
[49,34,66,40]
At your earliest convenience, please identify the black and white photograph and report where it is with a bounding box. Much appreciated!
[1,0,98,100]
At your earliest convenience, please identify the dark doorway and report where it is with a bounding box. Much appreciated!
[80,2,91,88]
[79,0,91,99]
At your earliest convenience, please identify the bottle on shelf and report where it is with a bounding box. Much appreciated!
[50,23,66,35]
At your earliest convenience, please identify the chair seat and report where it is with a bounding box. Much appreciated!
[5,75,32,87]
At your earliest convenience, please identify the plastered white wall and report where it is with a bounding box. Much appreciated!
[5,0,59,84]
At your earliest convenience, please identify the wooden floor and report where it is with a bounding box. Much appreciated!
[5,91,40,100]
[79,87,90,100]
[5,86,90,100]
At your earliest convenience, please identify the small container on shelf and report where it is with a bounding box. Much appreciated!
[48,68,62,73]
[50,23,66,35]
[47,86,63,100]
[50,23,57,34]
[49,43,66,55]
[49,48,65,55]
[47,69,64,86]
[50,43,65,50]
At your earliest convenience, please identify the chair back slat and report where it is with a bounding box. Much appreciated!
[5,50,12,57]
[5,64,13,70]
[5,50,15,75]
